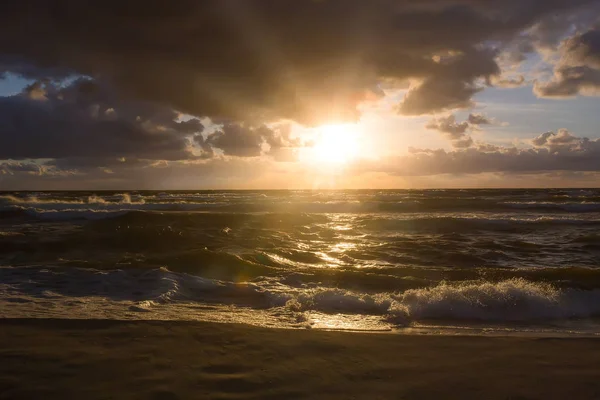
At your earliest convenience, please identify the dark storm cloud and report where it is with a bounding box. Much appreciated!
[498,3,600,69]
[535,28,600,97]
[0,0,593,123]
[398,48,501,115]
[353,129,600,176]
[205,124,269,157]
[563,29,600,68]
[204,123,303,159]
[0,79,204,163]
[0,76,304,175]
[0,55,74,81]
[399,77,483,115]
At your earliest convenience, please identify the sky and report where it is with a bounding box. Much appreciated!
[2,0,600,190]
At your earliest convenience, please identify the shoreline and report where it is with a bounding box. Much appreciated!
[2,318,600,399]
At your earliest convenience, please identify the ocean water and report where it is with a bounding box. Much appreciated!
[2,189,600,335]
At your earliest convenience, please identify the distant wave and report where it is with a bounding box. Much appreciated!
[504,201,600,212]
[0,193,144,205]
[4,192,600,214]
[2,207,600,235]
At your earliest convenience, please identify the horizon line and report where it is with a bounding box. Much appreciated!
[1,187,599,192]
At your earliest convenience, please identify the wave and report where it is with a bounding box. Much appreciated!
[0,207,330,225]
[4,191,600,214]
[22,208,133,221]
[0,204,213,220]
[0,202,600,228]
[0,193,144,205]
[504,201,600,212]
[3,204,600,230]
[388,279,600,322]
[0,206,145,221]
[279,279,600,323]
[360,215,600,233]
[3,266,600,324]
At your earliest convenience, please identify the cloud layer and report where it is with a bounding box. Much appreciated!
[352,129,600,177]
[0,1,599,188]
[0,80,203,162]
[0,0,595,124]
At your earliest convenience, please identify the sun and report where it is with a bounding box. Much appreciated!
[311,124,361,165]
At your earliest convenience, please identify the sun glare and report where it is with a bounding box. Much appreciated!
[311,124,361,165]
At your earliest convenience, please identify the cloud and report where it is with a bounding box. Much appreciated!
[531,128,584,153]
[203,123,303,160]
[531,131,556,146]
[0,160,71,176]
[399,77,483,115]
[398,48,501,115]
[0,77,306,180]
[426,114,475,148]
[205,124,267,158]
[562,29,600,68]
[4,127,600,189]
[426,115,469,138]
[426,112,506,148]
[1,0,600,189]
[0,79,206,164]
[0,156,282,190]
[535,28,600,97]
[452,136,474,149]
[498,3,600,67]
[491,75,526,88]
[353,129,600,176]
[535,66,600,97]
[467,113,493,125]
[0,0,593,124]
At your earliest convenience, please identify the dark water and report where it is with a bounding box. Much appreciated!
[2,189,600,334]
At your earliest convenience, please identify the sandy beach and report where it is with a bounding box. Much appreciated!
[0,319,599,399]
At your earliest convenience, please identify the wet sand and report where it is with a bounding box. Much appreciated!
[1,319,600,399]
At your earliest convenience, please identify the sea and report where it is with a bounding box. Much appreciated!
[2,189,600,336]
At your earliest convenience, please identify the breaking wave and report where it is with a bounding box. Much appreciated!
[3,266,600,324]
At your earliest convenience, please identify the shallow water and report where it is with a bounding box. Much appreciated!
[2,189,600,335]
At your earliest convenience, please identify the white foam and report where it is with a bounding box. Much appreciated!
[279,279,600,323]
[0,195,83,204]
[389,279,576,321]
